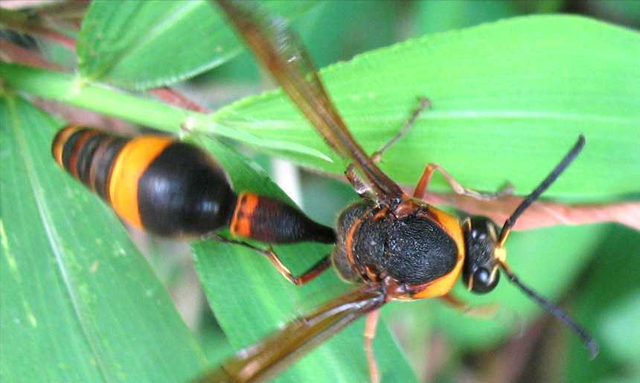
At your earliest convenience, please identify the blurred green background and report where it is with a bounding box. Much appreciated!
[1,1,639,383]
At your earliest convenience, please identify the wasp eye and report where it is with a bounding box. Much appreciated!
[470,267,500,294]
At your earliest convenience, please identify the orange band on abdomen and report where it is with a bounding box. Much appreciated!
[108,136,174,229]
[230,192,259,238]
[52,126,81,168]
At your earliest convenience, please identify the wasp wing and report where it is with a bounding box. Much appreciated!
[194,284,386,383]
[214,0,404,204]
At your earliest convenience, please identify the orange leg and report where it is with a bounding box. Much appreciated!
[212,234,331,285]
[440,293,499,318]
[364,310,381,383]
[413,163,513,200]
[264,252,332,286]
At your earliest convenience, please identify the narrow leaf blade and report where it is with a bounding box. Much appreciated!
[78,0,319,90]
[0,95,207,383]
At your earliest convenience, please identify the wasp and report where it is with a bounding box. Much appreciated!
[52,126,336,285]
[195,1,599,382]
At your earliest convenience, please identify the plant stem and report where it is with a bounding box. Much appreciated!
[0,62,193,133]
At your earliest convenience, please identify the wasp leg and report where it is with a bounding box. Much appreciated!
[286,255,332,285]
[364,309,381,383]
[413,163,514,200]
[440,293,499,318]
[345,164,374,198]
[370,96,431,163]
[212,234,331,285]
[345,97,432,198]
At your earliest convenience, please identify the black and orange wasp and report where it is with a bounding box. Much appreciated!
[191,1,599,383]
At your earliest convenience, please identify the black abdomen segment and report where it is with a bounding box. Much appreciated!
[231,193,336,244]
[137,142,237,236]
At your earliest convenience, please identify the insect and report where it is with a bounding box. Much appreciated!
[51,126,336,285]
[194,1,600,382]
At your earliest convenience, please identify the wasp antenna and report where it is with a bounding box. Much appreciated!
[499,262,599,359]
[498,135,585,246]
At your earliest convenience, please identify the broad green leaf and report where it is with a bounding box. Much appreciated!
[188,136,418,383]
[206,15,640,199]
[78,0,318,90]
[0,95,207,383]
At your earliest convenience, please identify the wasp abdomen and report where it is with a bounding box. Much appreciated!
[53,127,124,198]
[136,141,237,237]
[52,127,237,237]
[231,192,335,244]
[52,126,335,244]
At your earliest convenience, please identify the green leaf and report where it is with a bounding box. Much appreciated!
[187,135,418,383]
[0,63,189,132]
[207,15,640,199]
[565,226,640,383]
[0,64,329,162]
[78,0,319,90]
[0,94,207,383]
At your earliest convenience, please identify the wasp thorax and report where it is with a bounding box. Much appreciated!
[462,216,502,293]
[332,200,459,286]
